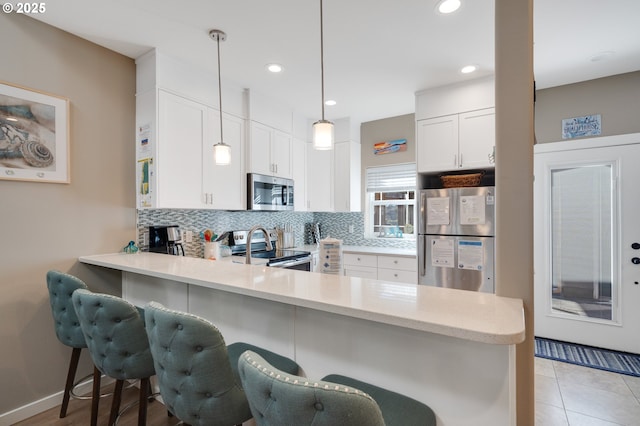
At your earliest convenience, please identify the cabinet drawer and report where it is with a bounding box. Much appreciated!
[344,265,378,280]
[377,268,417,284]
[377,256,417,271]
[343,253,377,268]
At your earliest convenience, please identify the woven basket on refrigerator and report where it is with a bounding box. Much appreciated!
[440,173,483,188]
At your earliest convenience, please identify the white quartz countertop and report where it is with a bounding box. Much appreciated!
[79,252,524,345]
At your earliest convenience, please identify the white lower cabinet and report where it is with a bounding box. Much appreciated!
[343,253,378,279]
[342,252,417,284]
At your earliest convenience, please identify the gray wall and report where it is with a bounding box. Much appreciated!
[535,71,640,143]
[0,14,136,417]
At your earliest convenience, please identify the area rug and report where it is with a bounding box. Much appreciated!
[535,337,640,377]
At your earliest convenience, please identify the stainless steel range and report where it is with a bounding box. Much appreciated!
[229,228,312,271]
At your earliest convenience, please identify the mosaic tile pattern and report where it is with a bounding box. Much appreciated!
[137,209,416,259]
[314,212,416,249]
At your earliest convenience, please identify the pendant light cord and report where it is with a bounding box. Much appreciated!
[320,0,326,121]
[216,36,224,143]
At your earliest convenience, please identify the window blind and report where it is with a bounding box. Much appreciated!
[366,163,416,193]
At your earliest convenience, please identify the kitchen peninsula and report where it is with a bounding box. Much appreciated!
[80,252,525,425]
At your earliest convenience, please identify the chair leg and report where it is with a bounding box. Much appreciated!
[138,377,149,426]
[60,347,82,418]
[108,379,124,426]
[91,367,101,426]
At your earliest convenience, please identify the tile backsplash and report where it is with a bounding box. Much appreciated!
[137,209,415,258]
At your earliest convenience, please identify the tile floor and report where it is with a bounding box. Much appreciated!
[535,357,640,425]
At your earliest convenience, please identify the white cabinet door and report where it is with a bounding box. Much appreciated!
[248,121,272,176]
[306,144,333,212]
[417,115,459,173]
[378,268,417,284]
[203,111,246,210]
[248,121,292,178]
[458,108,495,170]
[417,109,495,173]
[334,141,361,212]
[291,138,307,211]
[272,130,292,178]
[157,90,207,209]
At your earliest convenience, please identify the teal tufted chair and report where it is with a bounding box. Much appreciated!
[46,270,90,418]
[238,350,386,426]
[143,301,300,426]
[239,350,438,426]
[72,289,155,426]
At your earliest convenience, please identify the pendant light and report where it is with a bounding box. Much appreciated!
[210,29,231,165]
[312,0,334,150]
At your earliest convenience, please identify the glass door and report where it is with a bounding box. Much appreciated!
[535,139,640,354]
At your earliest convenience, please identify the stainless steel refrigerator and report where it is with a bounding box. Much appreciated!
[418,186,495,293]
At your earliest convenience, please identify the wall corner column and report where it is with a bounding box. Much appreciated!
[494,0,535,425]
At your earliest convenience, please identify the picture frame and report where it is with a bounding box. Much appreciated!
[0,81,70,183]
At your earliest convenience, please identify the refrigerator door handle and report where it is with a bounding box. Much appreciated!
[418,236,426,278]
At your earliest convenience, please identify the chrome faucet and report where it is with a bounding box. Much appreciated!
[246,225,273,265]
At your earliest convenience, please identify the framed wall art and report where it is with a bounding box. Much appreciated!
[0,81,70,183]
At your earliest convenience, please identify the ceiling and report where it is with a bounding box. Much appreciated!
[29,0,640,125]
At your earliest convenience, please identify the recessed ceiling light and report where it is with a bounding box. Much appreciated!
[461,65,477,74]
[266,63,284,73]
[325,100,337,106]
[437,0,461,14]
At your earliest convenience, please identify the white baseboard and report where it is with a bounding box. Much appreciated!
[0,376,114,425]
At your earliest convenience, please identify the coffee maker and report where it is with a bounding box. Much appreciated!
[149,225,185,255]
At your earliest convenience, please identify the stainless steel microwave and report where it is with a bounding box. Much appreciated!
[247,173,294,211]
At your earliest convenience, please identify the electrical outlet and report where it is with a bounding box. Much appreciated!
[349,225,354,233]
[186,230,193,243]
[142,231,149,246]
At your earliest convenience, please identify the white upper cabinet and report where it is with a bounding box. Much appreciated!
[135,49,246,210]
[306,144,333,212]
[415,76,495,173]
[156,91,207,209]
[334,140,361,212]
[151,90,246,210]
[306,118,361,213]
[291,138,307,211]
[417,108,495,173]
[248,121,292,178]
[245,89,294,179]
[203,110,246,210]
[458,108,496,169]
[416,114,459,172]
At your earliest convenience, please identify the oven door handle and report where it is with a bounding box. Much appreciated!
[269,256,311,268]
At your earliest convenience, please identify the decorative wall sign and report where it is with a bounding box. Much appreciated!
[374,138,407,155]
[562,114,601,139]
[0,81,70,183]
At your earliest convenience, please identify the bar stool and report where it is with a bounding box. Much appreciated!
[72,289,156,426]
[238,350,437,426]
[45,270,92,418]
[143,301,300,426]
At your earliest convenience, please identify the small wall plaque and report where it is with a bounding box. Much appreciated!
[562,114,601,139]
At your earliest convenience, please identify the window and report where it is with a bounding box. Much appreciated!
[365,164,416,238]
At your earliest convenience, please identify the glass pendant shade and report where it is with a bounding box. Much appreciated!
[213,142,231,165]
[312,119,334,150]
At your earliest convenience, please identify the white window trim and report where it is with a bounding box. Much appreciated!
[365,163,416,239]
